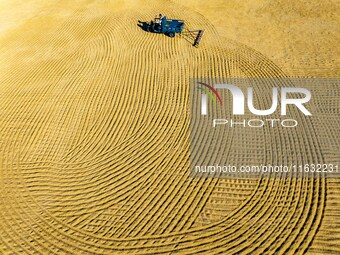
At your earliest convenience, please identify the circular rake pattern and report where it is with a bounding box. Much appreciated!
[0,1,332,254]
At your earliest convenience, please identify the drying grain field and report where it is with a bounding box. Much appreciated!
[0,0,339,254]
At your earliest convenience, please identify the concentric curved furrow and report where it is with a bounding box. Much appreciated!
[0,0,338,254]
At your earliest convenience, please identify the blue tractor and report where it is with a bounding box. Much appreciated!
[146,15,184,38]
[138,15,205,47]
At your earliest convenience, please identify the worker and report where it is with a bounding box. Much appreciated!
[154,14,162,24]
[154,14,164,31]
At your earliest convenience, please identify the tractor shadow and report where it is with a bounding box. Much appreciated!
[137,20,150,32]
[137,20,169,37]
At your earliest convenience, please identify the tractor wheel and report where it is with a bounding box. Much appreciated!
[168,32,175,38]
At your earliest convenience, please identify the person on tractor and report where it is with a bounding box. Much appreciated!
[154,14,165,32]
